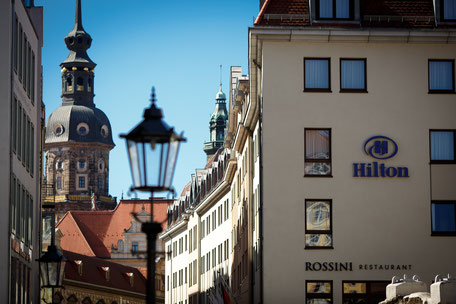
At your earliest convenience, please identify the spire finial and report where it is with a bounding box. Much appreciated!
[75,0,83,30]
[219,64,223,91]
[150,87,157,105]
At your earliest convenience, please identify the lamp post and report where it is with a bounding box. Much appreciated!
[38,202,66,303]
[120,87,185,304]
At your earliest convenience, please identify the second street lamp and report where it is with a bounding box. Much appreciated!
[120,87,186,304]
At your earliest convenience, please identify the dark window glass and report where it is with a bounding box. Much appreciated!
[78,176,85,188]
[304,58,331,91]
[443,0,456,20]
[132,242,138,252]
[341,59,366,91]
[430,130,455,162]
[305,200,332,248]
[56,177,63,190]
[317,0,352,19]
[305,129,331,176]
[429,60,454,92]
[343,281,388,304]
[432,202,456,234]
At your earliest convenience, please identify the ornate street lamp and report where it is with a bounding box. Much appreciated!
[38,245,66,289]
[120,87,185,304]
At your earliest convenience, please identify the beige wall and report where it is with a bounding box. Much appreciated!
[258,35,456,303]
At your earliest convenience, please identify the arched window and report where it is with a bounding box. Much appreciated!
[77,77,84,91]
[66,76,73,92]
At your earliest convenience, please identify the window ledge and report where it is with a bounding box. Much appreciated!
[312,19,360,24]
[431,232,456,236]
[304,89,332,93]
[428,90,455,94]
[430,161,456,164]
[304,175,333,178]
[340,89,368,93]
[304,246,334,249]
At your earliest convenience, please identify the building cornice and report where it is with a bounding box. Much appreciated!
[249,27,456,43]
[194,180,230,216]
[159,216,188,240]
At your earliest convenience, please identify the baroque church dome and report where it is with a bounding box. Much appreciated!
[45,104,113,146]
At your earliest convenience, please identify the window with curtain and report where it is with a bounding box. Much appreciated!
[317,0,352,19]
[305,200,332,248]
[431,201,456,235]
[443,0,456,20]
[429,60,454,92]
[305,129,331,176]
[306,281,333,303]
[340,59,366,91]
[430,130,455,162]
[304,58,331,91]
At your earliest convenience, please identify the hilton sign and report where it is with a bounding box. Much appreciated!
[353,136,409,178]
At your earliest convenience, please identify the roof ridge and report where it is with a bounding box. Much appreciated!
[255,0,271,25]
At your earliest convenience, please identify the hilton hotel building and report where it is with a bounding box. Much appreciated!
[250,0,456,303]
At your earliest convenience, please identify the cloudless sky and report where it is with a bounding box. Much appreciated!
[36,0,259,200]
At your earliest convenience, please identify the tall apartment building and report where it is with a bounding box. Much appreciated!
[0,0,43,302]
[251,0,456,302]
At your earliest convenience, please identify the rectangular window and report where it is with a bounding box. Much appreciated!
[342,281,388,304]
[14,17,18,72]
[31,53,35,105]
[78,176,85,188]
[97,176,103,190]
[317,0,352,20]
[30,124,34,176]
[193,226,197,250]
[17,104,22,160]
[193,260,197,284]
[19,25,23,81]
[305,129,332,176]
[304,58,331,92]
[305,199,333,248]
[22,37,27,90]
[26,119,30,171]
[306,281,333,303]
[12,98,17,153]
[56,177,63,190]
[443,0,456,20]
[340,58,366,92]
[429,60,454,93]
[26,44,31,97]
[22,110,26,164]
[132,242,138,252]
[11,176,16,234]
[430,130,455,163]
[185,235,187,251]
[432,201,456,235]
[189,263,192,286]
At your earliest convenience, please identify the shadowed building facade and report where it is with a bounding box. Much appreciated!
[43,0,115,219]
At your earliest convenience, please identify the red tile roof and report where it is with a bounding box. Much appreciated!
[57,199,173,258]
[254,0,439,28]
[63,250,146,295]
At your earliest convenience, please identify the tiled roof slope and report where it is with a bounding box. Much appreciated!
[63,250,146,294]
[57,199,173,258]
[255,0,441,28]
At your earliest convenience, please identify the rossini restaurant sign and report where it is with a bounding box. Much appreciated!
[353,136,409,178]
[305,262,412,272]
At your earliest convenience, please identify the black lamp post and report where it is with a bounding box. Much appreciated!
[120,87,185,304]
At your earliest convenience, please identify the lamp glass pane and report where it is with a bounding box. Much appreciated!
[40,262,48,286]
[127,139,141,188]
[164,137,181,189]
[58,260,66,286]
[48,261,58,286]
[144,140,163,188]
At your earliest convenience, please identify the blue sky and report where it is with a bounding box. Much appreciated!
[36,0,259,200]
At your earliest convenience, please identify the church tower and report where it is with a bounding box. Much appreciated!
[203,83,228,160]
[43,0,115,219]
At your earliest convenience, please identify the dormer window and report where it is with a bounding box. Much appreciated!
[442,0,456,20]
[316,0,353,20]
